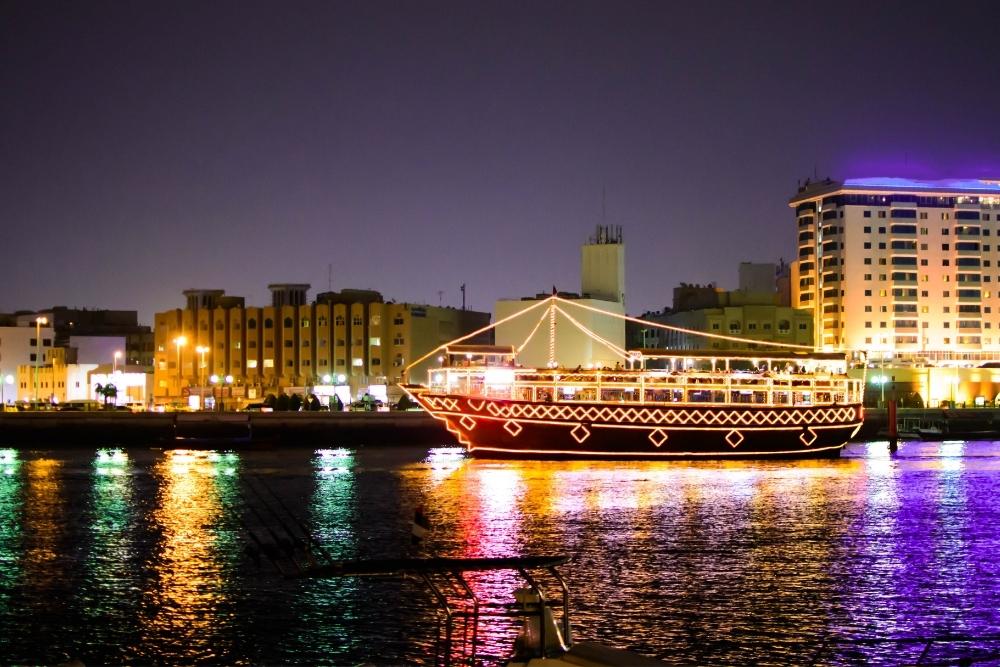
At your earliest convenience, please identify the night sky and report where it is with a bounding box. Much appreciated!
[4,1,1000,324]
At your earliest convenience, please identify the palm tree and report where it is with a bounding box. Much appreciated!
[94,382,118,408]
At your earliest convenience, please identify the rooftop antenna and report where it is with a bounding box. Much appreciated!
[602,186,606,225]
[460,283,466,311]
[437,290,443,307]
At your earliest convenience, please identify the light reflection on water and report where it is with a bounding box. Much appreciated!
[0,442,999,664]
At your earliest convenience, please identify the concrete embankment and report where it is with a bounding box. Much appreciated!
[0,411,449,447]
[859,407,1000,440]
[5,407,1000,449]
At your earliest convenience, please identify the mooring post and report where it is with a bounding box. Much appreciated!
[888,398,898,453]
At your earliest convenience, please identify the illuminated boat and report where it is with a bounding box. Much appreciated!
[402,295,864,459]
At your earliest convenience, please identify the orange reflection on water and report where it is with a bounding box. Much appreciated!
[22,459,64,596]
[141,450,234,661]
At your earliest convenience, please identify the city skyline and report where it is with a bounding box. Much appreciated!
[5,1,1000,324]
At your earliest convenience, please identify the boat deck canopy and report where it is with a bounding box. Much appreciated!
[446,344,516,356]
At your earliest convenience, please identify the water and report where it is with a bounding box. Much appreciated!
[3,442,1000,665]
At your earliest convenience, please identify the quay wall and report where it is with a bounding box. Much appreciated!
[3,408,1000,449]
[0,411,450,447]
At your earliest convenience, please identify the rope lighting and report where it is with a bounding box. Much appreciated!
[553,296,816,351]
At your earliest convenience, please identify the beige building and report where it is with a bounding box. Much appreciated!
[152,285,490,404]
[637,276,813,351]
[790,177,1000,364]
[496,226,626,368]
[16,347,97,404]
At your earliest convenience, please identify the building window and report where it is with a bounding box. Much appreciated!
[864,274,872,281]
[247,359,258,369]
[286,360,294,367]
[369,337,381,346]
[284,317,293,328]
[864,212,871,219]
[371,315,381,326]
[301,318,310,327]
[248,318,257,329]
[393,316,405,325]
[248,340,257,349]
[352,316,363,326]
[864,258,872,265]
[864,242,872,249]
[335,316,345,326]
[865,306,872,312]
[263,359,273,368]
[864,290,872,297]
[284,340,293,348]
[865,322,872,328]
[264,318,273,329]
[265,340,273,348]
[352,358,363,367]
[336,358,345,366]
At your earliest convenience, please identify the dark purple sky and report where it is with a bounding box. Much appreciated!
[4,1,1000,324]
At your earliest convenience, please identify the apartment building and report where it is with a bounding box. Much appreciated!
[791,178,1000,364]
[152,285,491,403]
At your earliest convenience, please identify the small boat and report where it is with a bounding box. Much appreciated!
[402,295,864,459]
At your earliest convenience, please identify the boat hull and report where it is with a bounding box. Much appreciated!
[406,389,863,459]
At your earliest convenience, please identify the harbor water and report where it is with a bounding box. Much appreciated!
[2,441,1000,665]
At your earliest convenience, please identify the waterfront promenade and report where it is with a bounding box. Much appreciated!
[3,407,1000,448]
[0,410,446,447]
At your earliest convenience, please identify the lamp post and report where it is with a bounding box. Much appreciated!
[195,346,209,407]
[173,335,187,397]
[113,350,122,374]
[34,316,48,406]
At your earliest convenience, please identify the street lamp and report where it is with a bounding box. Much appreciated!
[34,316,48,406]
[113,350,122,374]
[173,335,187,397]
[195,346,209,408]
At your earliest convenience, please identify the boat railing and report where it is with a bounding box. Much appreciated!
[231,475,576,666]
[428,366,864,407]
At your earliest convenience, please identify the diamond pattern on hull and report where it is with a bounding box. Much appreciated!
[459,415,476,431]
[799,427,817,447]
[725,429,744,448]
[648,428,668,447]
[570,424,591,443]
[479,399,858,427]
[503,420,523,437]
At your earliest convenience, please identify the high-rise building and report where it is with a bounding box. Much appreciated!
[790,177,1000,364]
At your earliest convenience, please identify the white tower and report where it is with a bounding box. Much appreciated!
[581,225,625,305]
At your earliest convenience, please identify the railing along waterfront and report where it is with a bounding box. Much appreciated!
[429,367,863,407]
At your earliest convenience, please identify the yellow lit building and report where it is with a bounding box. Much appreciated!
[790,177,1000,363]
[152,285,490,405]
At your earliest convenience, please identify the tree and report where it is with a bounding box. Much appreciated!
[94,382,118,408]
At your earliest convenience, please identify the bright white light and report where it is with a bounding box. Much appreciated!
[225,375,233,383]
[337,374,346,383]
[2,375,12,385]
[322,374,332,383]
[484,367,515,386]
[210,374,220,384]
